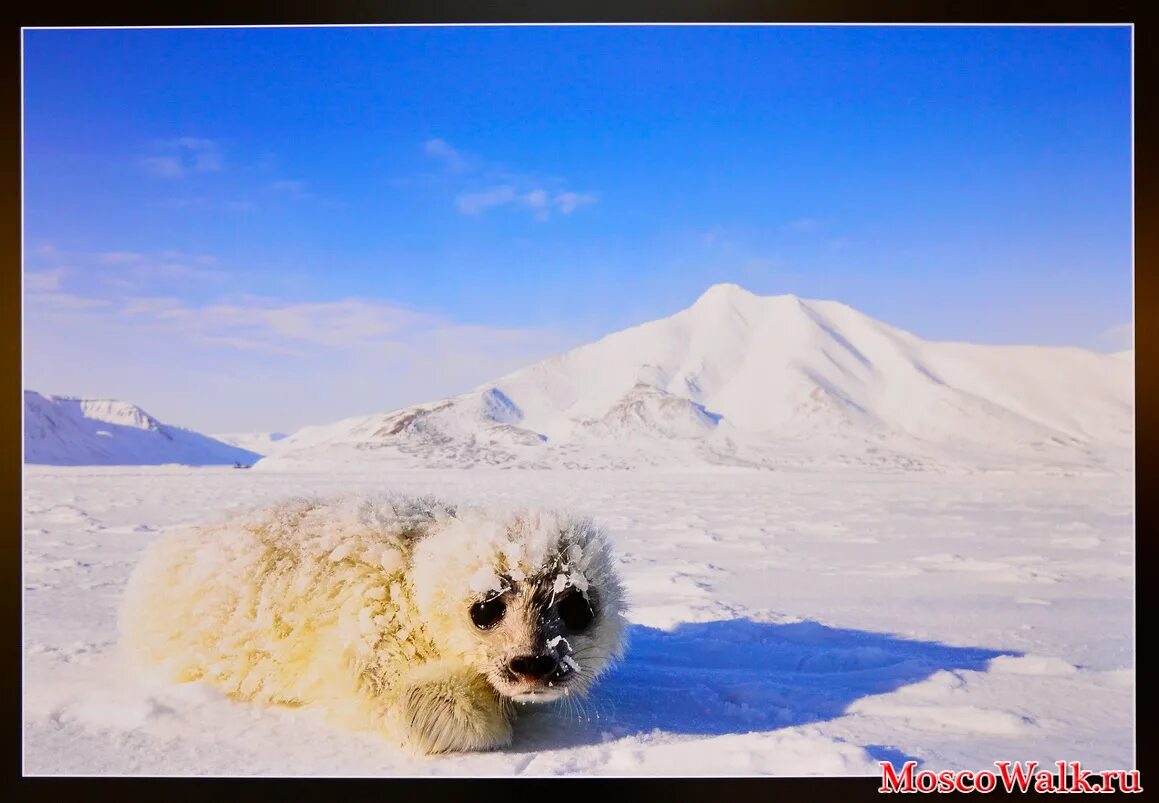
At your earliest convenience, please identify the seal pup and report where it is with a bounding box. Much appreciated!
[119,495,627,754]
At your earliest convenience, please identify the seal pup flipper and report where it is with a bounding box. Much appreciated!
[395,660,514,755]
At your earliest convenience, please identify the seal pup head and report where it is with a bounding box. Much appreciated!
[409,507,627,704]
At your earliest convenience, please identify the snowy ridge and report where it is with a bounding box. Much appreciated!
[24,391,262,466]
[211,431,290,456]
[261,285,1133,472]
[576,381,723,440]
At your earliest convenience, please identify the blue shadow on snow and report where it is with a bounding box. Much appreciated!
[512,618,1016,751]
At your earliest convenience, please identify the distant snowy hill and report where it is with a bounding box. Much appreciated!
[257,284,1134,472]
[211,431,290,456]
[24,391,262,466]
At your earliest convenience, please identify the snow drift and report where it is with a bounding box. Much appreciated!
[23,391,262,466]
[261,285,1133,472]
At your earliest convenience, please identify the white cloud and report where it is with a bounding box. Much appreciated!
[701,226,727,248]
[141,156,185,179]
[456,185,518,215]
[150,262,228,282]
[554,191,597,215]
[79,291,529,356]
[159,250,218,266]
[23,288,579,433]
[26,292,114,311]
[428,138,596,220]
[120,296,185,316]
[455,185,597,220]
[271,180,315,200]
[24,268,67,292]
[93,250,228,289]
[98,252,148,265]
[523,189,549,209]
[140,138,224,179]
[33,242,61,260]
[780,218,822,234]
[236,298,434,350]
[1098,321,1133,351]
[423,138,467,172]
[174,137,222,172]
[26,249,230,297]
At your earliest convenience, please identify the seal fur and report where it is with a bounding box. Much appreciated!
[118,494,627,754]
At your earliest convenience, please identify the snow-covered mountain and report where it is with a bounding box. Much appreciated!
[24,391,262,466]
[211,431,290,456]
[259,284,1134,472]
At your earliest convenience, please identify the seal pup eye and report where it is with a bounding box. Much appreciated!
[556,589,594,633]
[470,596,506,630]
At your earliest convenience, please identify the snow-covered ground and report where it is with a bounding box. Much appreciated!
[22,464,1134,776]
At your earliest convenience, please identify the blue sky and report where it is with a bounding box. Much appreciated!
[23,25,1132,433]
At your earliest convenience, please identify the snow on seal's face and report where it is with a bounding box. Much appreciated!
[410,508,627,704]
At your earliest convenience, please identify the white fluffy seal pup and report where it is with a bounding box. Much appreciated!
[119,495,627,754]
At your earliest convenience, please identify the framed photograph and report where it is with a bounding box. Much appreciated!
[20,20,1136,789]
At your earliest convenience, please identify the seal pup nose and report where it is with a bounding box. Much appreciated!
[508,654,559,681]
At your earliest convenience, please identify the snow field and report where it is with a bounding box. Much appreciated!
[22,464,1134,775]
